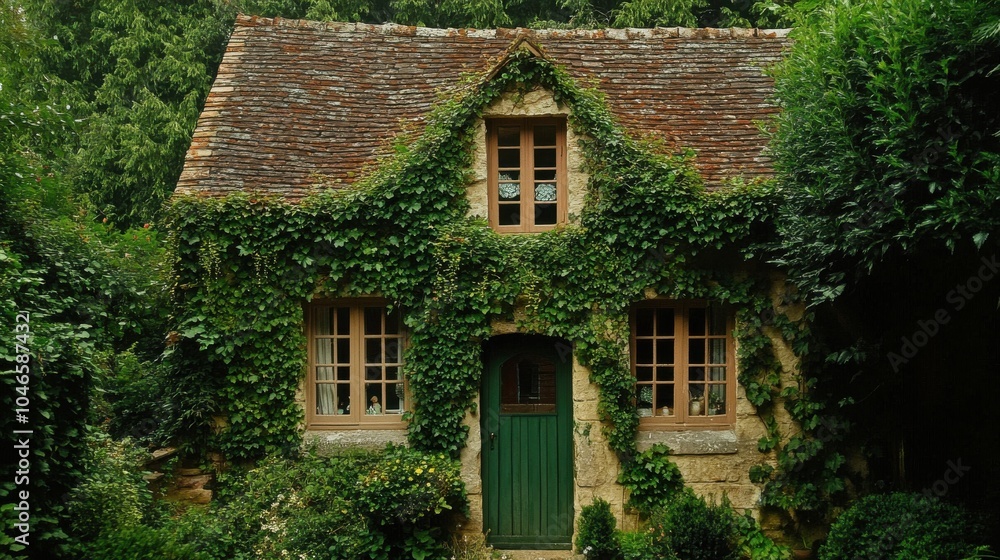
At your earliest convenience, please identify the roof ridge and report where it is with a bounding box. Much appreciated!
[234,14,790,39]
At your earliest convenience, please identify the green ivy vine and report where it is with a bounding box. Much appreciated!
[162,45,846,516]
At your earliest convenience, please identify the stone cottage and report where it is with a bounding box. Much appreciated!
[173,15,799,551]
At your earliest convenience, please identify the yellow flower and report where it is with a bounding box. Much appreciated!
[415,467,424,475]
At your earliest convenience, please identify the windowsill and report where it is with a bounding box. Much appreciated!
[635,428,738,455]
[303,428,408,452]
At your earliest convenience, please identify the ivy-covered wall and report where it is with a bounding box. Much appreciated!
[164,46,853,535]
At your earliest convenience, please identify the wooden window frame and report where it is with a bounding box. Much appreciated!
[487,117,568,233]
[630,300,736,430]
[305,299,407,429]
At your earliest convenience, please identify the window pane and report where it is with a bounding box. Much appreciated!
[337,365,351,381]
[636,385,653,407]
[709,366,726,381]
[708,384,726,415]
[337,338,350,363]
[498,148,520,168]
[498,182,520,201]
[365,339,382,364]
[654,385,675,416]
[316,384,336,415]
[316,366,334,381]
[386,308,401,334]
[315,339,333,364]
[337,384,350,414]
[316,308,333,335]
[635,308,654,336]
[636,340,654,364]
[535,203,557,225]
[636,366,653,382]
[688,307,706,336]
[534,183,557,202]
[498,126,520,147]
[534,125,556,146]
[709,339,726,363]
[499,203,520,225]
[365,365,381,380]
[534,147,556,168]
[688,366,705,381]
[337,307,350,335]
[708,305,727,335]
[688,338,705,364]
[385,366,400,380]
[386,383,404,413]
[364,307,381,335]
[535,168,556,181]
[385,339,400,364]
[656,366,674,381]
[500,356,556,413]
[655,339,673,365]
[655,308,674,336]
[365,384,383,414]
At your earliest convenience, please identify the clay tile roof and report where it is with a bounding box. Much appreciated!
[176,15,790,200]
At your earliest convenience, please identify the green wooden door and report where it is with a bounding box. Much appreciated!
[482,336,574,549]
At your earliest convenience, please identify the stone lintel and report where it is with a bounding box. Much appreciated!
[635,429,738,455]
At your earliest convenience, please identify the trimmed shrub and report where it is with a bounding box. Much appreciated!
[576,498,619,559]
[819,492,991,559]
[649,490,738,560]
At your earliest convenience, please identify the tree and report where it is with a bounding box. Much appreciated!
[768,0,1000,303]
[764,0,1000,534]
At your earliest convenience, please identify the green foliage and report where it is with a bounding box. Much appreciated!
[1,17,168,553]
[78,526,213,560]
[21,0,236,227]
[732,510,791,560]
[577,498,619,559]
[767,0,1000,303]
[618,530,656,560]
[357,445,467,527]
[648,491,739,560]
[618,444,684,515]
[818,492,992,560]
[65,431,162,543]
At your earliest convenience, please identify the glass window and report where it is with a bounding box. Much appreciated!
[309,301,406,427]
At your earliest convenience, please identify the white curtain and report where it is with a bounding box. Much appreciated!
[315,310,337,415]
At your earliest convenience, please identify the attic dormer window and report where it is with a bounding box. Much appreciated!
[488,118,567,232]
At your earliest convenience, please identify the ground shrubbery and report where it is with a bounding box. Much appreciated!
[576,491,788,560]
[818,492,992,559]
[66,443,467,559]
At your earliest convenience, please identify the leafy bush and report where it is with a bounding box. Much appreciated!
[65,431,162,543]
[618,444,684,515]
[357,444,467,527]
[78,526,211,560]
[618,530,657,560]
[648,491,738,560]
[819,492,991,559]
[577,498,619,559]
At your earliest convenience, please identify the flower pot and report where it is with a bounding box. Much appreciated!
[689,400,703,416]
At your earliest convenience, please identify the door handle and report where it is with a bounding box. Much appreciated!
[489,431,496,451]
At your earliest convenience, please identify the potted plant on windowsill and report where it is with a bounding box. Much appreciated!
[637,386,653,417]
[708,391,724,415]
[689,395,703,416]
